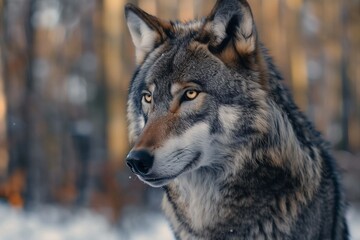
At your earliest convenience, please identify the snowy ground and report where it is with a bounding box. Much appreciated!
[0,203,359,240]
[348,203,360,240]
[0,204,174,240]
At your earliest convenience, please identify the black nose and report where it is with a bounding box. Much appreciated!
[126,150,154,175]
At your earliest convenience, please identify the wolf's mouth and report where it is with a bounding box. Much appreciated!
[142,151,202,184]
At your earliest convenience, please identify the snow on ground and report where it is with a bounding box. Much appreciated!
[0,204,174,240]
[118,208,175,240]
[0,203,359,240]
[348,203,360,240]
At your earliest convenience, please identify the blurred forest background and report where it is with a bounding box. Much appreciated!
[0,0,359,231]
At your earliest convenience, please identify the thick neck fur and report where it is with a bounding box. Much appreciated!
[162,54,324,239]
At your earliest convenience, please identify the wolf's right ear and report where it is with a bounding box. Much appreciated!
[125,4,172,64]
[203,0,258,62]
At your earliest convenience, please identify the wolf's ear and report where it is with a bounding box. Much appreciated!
[125,4,172,64]
[204,0,258,61]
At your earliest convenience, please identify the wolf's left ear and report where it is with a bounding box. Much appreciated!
[204,0,258,61]
[125,4,172,64]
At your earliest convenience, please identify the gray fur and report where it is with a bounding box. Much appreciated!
[125,0,349,239]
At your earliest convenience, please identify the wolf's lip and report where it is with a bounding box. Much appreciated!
[141,151,202,183]
[143,176,173,182]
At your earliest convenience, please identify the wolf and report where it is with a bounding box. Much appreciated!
[124,0,349,239]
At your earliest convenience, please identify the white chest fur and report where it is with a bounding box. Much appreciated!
[168,172,223,231]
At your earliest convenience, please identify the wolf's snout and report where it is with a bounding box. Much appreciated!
[126,150,154,175]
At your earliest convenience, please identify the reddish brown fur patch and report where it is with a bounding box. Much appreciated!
[218,44,238,66]
[235,36,256,55]
[133,113,178,151]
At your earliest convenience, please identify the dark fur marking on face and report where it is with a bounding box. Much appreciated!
[210,115,222,135]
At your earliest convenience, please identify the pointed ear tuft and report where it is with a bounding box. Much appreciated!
[125,4,171,64]
[206,0,257,59]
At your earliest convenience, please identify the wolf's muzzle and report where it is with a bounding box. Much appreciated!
[126,150,154,175]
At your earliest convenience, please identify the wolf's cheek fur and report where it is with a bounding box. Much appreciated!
[150,122,211,177]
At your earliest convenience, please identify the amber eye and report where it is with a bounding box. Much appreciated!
[184,90,199,101]
[143,93,152,104]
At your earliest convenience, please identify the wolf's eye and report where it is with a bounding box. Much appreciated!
[143,93,152,104]
[184,90,199,101]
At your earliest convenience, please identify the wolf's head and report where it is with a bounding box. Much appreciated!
[125,0,270,187]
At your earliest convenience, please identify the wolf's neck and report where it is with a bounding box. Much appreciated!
[163,93,324,237]
[163,171,224,233]
[260,101,323,199]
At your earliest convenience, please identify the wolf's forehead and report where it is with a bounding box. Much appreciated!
[142,49,197,85]
[139,24,221,88]
[172,20,205,36]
